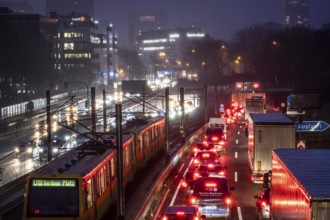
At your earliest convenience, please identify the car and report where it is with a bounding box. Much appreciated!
[161,205,205,220]
[189,176,234,219]
[14,141,35,158]
[197,160,227,177]
[193,141,217,156]
[180,170,207,197]
[38,135,64,158]
[192,151,220,169]
[204,127,226,152]
[255,188,270,219]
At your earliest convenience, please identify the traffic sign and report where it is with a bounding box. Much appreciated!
[296,121,330,132]
[296,140,305,149]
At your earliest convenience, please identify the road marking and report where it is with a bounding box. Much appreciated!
[170,159,193,206]
[235,152,238,158]
[235,171,238,182]
[170,179,182,206]
[240,125,242,128]
[237,131,240,135]
[236,139,239,144]
[237,206,243,220]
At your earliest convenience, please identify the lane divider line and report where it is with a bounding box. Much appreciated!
[235,171,238,182]
[237,206,243,220]
[235,152,238,158]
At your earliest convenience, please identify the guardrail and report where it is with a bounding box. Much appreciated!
[134,123,208,219]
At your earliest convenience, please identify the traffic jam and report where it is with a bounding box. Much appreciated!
[157,102,254,220]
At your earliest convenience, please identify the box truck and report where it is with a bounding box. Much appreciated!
[270,149,330,220]
[245,96,266,120]
[247,113,295,183]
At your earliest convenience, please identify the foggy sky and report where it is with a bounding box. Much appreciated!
[30,0,330,47]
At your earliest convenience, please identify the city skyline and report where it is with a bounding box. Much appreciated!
[8,0,330,47]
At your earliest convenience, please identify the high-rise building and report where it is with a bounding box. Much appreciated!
[128,10,168,50]
[138,26,206,81]
[46,0,94,17]
[52,12,103,84]
[284,0,309,27]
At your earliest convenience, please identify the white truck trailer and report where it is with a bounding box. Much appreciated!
[247,113,295,183]
[270,149,330,219]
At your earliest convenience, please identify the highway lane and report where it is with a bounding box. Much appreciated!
[155,121,264,220]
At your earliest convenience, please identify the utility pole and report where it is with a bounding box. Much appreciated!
[91,87,96,133]
[180,87,185,145]
[103,89,107,132]
[204,85,208,123]
[215,82,218,116]
[106,24,112,87]
[116,104,124,219]
[165,87,170,162]
[46,90,52,162]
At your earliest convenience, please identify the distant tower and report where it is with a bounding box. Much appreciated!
[284,0,309,27]
[128,10,168,50]
[46,0,94,17]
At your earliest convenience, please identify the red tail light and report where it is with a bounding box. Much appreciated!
[225,197,232,205]
[181,181,187,188]
[211,136,219,141]
[205,182,217,187]
[194,159,199,164]
[176,211,185,215]
[193,172,201,178]
[162,215,168,220]
[220,141,225,145]
[190,196,198,204]
[194,147,198,153]
[218,171,225,176]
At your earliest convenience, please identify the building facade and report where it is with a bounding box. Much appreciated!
[137,26,206,83]
[284,0,309,27]
[52,12,106,86]
[0,7,58,103]
[128,10,168,50]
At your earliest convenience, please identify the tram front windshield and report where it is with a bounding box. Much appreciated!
[27,178,79,217]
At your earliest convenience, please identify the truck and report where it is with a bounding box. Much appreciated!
[245,95,266,120]
[247,113,295,183]
[208,117,227,140]
[270,149,330,219]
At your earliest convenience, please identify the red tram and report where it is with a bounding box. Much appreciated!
[23,116,166,220]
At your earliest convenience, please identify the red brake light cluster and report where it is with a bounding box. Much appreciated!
[225,197,232,205]
[201,153,210,158]
[205,182,217,187]
[176,211,185,215]
[218,170,225,176]
[190,196,198,204]
[211,136,219,141]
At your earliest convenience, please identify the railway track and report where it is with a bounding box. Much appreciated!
[0,107,205,220]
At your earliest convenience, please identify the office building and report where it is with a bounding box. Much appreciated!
[284,0,309,27]
[128,10,168,50]
[138,26,206,81]
[52,12,105,85]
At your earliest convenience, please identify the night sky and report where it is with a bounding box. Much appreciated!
[30,0,330,47]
